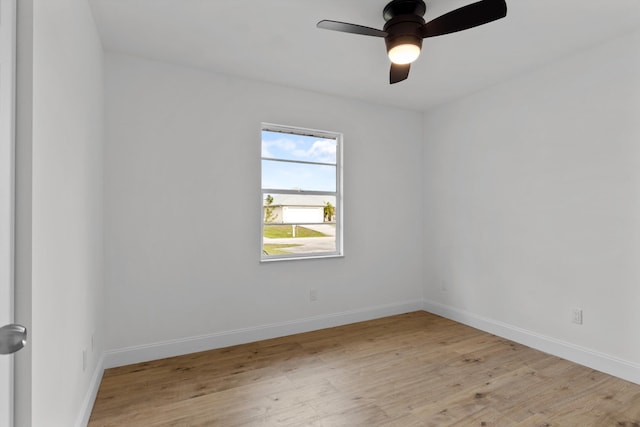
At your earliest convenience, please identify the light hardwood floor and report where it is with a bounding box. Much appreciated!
[88,311,640,426]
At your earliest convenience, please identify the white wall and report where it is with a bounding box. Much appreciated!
[422,30,640,381]
[15,0,104,425]
[103,53,424,359]
[14,2,33,424]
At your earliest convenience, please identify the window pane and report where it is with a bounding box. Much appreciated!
[261,124,342,261]
[261,159,336,192]
[262,130,336,164]
[262,192,337,256]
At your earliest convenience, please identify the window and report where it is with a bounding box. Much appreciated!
[261,123,342,261]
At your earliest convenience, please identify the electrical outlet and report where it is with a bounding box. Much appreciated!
[82,349,87,372]
[310,289,318,302]
[572,308,583,325]
[91,333,95,352]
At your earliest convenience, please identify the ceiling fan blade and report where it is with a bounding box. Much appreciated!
[390,63,410,84]
[317,20,387,37]
[421,0,507,38]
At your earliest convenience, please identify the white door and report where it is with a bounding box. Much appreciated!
[0,1,18,426]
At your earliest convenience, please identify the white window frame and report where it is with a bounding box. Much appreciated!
[261,123,343,262]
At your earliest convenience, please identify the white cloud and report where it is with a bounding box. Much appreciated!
[262,138,297,158]
[306,140,336,163]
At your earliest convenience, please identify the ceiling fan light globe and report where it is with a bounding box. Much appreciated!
[388,43,420,64]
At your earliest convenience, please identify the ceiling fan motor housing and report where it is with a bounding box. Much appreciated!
[383,14,425,55]
[382,0,426,21]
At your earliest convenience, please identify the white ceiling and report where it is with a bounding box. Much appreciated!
[89,0,640,112]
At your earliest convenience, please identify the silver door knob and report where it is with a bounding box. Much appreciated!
[0,324,27,355]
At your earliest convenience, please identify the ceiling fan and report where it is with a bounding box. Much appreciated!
[317,0,507,84]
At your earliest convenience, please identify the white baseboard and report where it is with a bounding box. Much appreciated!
[104,300,423,369]
[75,353,105,427]
[422,299,640,385]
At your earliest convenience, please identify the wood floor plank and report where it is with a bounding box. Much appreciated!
[89,311,640,426]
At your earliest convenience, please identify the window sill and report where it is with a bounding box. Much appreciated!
[260,253,344,263]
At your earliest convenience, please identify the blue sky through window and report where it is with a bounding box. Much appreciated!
[262,131,336,164]
[262,130,337,191]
